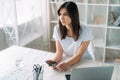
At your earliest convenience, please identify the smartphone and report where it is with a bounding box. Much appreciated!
[45,60,57,66]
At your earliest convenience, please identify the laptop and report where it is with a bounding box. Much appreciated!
[65,66,114,80]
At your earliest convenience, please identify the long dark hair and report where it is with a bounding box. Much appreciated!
[57,1,81,41]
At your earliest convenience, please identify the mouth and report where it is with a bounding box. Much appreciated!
[61,22,65,25]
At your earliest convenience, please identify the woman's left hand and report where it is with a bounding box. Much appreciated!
[56,62,69,71]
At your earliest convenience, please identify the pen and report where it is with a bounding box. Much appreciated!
[39,66,42,74]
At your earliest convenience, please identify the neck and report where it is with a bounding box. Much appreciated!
[67,28,73,37]
[65,24,74,37]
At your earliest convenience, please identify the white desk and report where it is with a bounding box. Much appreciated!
[0,46,120,80]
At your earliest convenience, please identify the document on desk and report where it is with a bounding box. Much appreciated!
[0,68,31,80]
[0,52,15,77]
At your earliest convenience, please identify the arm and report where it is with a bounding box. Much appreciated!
[66,40,90,66]
[52,40,63,62]
[56,40,90,71]
[46,40,63,67]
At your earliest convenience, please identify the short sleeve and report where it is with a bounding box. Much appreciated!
[82,27,93,41]
[52,25,60,40]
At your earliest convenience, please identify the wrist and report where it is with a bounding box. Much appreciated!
[65,61,71,68]
[63,62,71,71]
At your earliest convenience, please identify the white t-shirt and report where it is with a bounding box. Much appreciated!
[53,24,93,57]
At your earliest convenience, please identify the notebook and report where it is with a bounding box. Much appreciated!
[65,66,114,80]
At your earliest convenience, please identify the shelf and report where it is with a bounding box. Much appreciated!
[109,0,120,4]
[87,5,107,25]
[106,45,120,50]
[88,0,108,4]
[107,26,120,29]
[87,24,106,28]
[106,29,120,50]
[87,3,107,6]
[77,3,86,5]
[105,48,120,63]
[77,5,86,23]
[94,47,104,62]
[93,39,105,48]
[49,0,120,63]
[109,4,120,7]
[108,6,120,27]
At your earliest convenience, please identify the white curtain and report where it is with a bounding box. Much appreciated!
[41,0,50,51]
[0,0,50,51]
[0,0,18,48]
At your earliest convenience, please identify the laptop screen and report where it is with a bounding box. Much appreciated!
[66,66,114,80]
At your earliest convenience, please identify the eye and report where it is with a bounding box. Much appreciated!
[59,13,61,16]
[64,13,69,16]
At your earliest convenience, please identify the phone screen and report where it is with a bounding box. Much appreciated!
[45,61,57,66]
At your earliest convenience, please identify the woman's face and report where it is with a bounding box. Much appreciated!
[59,8,71,26]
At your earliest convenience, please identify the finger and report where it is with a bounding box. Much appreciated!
[55,65,62,71]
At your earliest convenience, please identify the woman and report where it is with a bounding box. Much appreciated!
[46,1,93,71]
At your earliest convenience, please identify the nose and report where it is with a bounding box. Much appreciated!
[60,15,64,20]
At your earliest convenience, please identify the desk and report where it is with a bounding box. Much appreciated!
[0,46,120,80]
